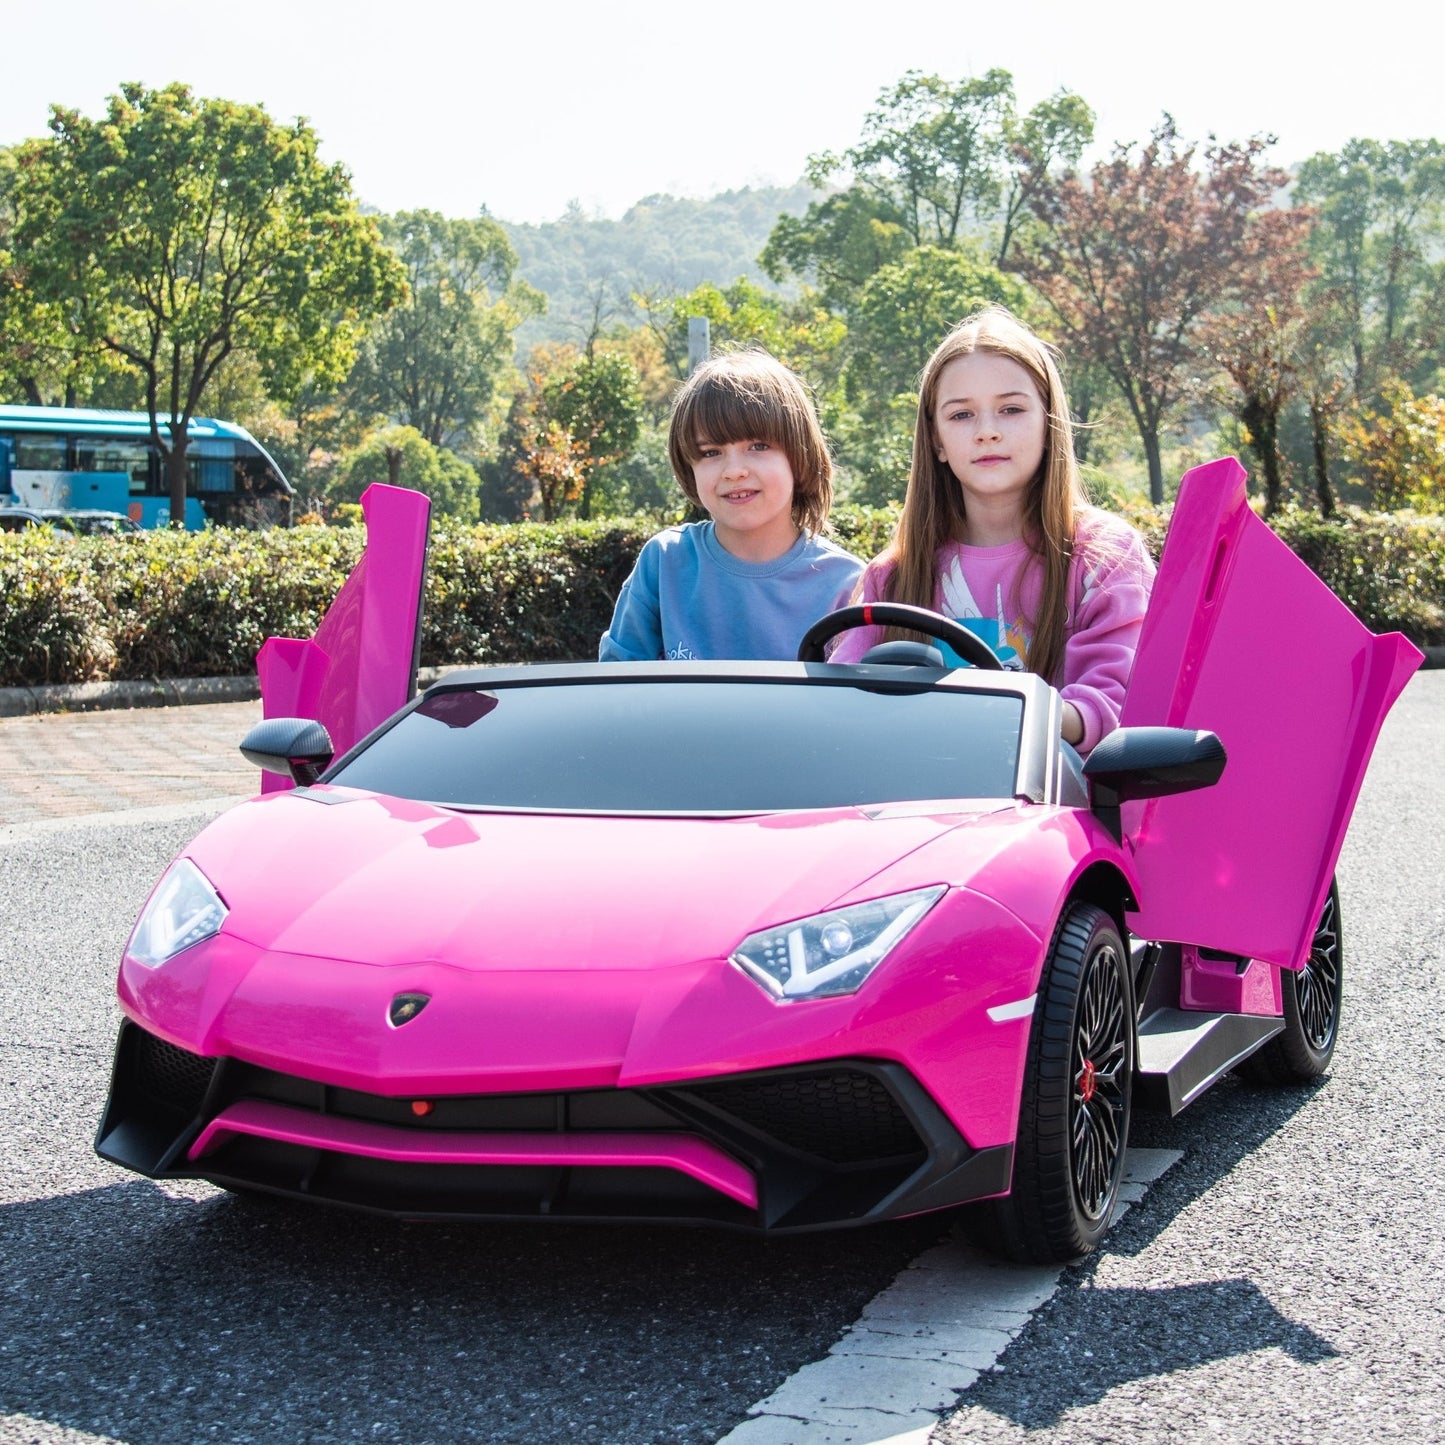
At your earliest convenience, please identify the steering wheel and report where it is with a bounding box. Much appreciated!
[797,602,1005,670]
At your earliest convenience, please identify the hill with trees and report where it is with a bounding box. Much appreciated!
[501,182,818,348]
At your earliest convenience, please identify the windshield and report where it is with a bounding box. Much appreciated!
[327,677,1024,813]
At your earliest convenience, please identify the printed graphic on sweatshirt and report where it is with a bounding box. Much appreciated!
[937,557,1025,669]
[667,642,698,660]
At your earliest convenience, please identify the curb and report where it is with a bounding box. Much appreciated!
[3,650,1442,720]
[0,665,476,720]
[0,674,260,719]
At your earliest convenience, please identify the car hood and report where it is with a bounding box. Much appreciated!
[185,787,1016,972]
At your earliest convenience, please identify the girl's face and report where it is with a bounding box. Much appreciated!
[690,435,799,562]
[931,351,1048,523]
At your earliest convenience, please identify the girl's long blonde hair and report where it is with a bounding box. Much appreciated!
[879,306,1087,684]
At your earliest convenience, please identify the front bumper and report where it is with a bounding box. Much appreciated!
[96,1021,1012,1232]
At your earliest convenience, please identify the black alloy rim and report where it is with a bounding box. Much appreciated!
[1071,943,1128,1220]
[1299,889,1341,1051]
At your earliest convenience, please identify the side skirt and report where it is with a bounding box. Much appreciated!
[1136,1008,1285,1115]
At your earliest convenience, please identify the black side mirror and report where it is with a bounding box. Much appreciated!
[240,717,335,787]
[1083,726,1226,840]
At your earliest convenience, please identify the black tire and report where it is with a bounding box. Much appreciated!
[966,903,1135,1264]
[1238,878,1342,1084]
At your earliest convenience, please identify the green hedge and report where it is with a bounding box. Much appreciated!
[1,505,1440,688]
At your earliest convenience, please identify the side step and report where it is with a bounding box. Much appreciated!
[1136,1008,1284,1115]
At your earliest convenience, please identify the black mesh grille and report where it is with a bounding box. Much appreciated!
[682,1068,922,1164]
[135,1032,216,1114]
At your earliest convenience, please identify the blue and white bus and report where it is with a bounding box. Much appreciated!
[0,406,293,529]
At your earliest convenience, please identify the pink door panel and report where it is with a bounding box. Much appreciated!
[256,484,431,788]
[1120,457,1420,967]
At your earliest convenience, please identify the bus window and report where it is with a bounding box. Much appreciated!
[188,439,238,493]
[75,440,153,494]
[15,435,66,470]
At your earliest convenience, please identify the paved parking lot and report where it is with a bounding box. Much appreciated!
[0,700,263,826]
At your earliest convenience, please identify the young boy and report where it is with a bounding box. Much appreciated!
[599,350,862,662]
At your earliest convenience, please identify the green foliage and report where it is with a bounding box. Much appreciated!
[544,353,643,476]
[644,278,847,390]
[1336,380,1445,511]
[488,347,645,521]
[2,506,1441,689]
[764,70,1093,296]
[0,531,116,685]
[422,518,653,664]
[1295,138,1445,397]
[1271,506,1445,642]
[846,244,1033,402]
[829,502,902,560]
[0,525,362,685]
[586,422,683,521]
[504,184,820,350]
[760,189,913,311]
[347,209,544,449]
[332,426,481,522]
[9,82,405,514]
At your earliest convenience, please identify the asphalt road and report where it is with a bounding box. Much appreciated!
[0,674,1442,1445]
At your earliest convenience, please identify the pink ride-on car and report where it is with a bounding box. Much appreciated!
[95,459,1421,1263]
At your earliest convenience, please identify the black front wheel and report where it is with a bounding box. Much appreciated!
[966,902,1135,1263]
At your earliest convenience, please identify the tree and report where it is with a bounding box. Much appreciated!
[10,83,405,523]
[542,349,643,518]
[0,145,127,407]
[1295,139,1445,399]
[845,244,1032,403]
[763,72,1092,303]
[1018,118,1292,504]
[830,70,1016,249]
[1199,209,1317,514]
[492,347,644,521]
[1336,380,1445,512]
[995,91,1095,267]
[639,278,846,389]
[760,187,913,313]
[332,425,480,520]
[836,244,1034,502]
[346,210,544,449]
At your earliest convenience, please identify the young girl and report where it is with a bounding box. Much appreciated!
[599,349,863,662]
[831,307,1154,753]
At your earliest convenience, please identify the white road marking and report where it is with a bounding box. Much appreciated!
[0,1415,124,1444]
[716,1147,1182,1445]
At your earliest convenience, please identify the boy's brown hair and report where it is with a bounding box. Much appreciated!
[667,348,834,536]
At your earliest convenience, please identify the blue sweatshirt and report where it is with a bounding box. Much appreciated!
[598,522,864,662]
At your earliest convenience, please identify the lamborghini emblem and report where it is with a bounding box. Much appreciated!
[388,992,431,1027]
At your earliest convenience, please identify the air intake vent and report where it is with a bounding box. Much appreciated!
[683,1068,922,1164]
[135,1032,216,1114]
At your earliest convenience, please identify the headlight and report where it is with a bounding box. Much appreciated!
[731,886,945,1001]
[126,859,228,968]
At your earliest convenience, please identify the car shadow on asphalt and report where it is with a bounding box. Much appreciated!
[0,1175,951,1445]
[952,1071,1338,1430]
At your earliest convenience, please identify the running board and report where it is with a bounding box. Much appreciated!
[1136,1008,1284,1115]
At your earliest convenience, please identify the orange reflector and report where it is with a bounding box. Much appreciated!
[411,1100,434,1117]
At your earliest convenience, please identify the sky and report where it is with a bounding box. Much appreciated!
[3,0,1441,225]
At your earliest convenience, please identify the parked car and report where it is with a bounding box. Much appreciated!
[94,461,1422,1262]
[0,506,138,535]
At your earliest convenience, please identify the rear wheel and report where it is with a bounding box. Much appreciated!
[967,903,1134,1263]
[1239,878,1342,1084]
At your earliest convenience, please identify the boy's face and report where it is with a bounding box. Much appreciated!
[690,435,799,562]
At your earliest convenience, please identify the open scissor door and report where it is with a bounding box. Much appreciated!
[255,483,431,789]
[1119,457,1420,968]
